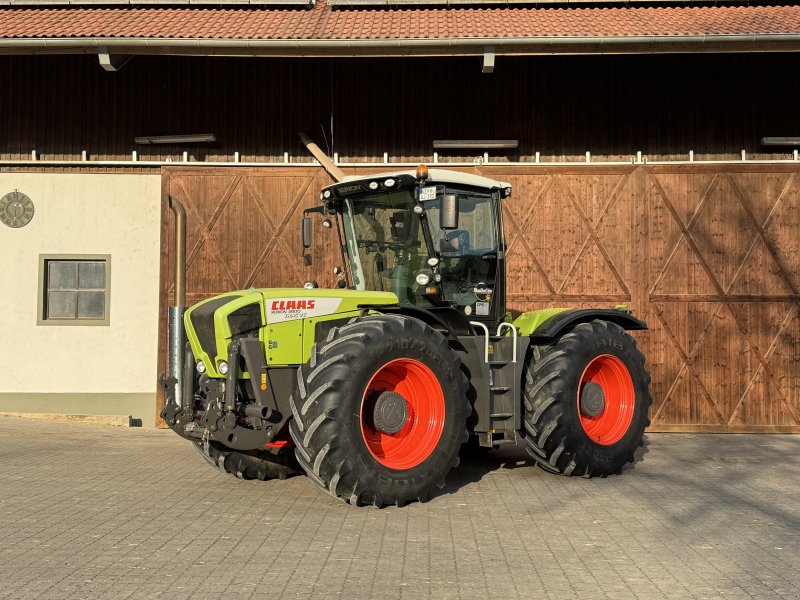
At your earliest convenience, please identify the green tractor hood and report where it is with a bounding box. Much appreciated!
[184,288,398,377]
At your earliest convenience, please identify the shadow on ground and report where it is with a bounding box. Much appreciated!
[437,433,654,500]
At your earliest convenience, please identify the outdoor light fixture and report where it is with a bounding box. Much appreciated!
[134,134,217,145]
[760,137,800,146]
[433,139,519,150]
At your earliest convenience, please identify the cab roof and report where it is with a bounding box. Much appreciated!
[342,168,511,192]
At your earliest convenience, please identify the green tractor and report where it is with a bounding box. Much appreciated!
[161,165,651,507]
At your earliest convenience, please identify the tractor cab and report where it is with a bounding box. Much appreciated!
[308,166,512,328]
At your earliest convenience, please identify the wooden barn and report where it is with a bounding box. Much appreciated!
[0,1,798,431]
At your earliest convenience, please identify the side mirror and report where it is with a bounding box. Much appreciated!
[440,194,459,230]
[302,217,312,249]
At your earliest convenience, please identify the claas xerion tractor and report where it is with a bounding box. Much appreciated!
[161,164,652,507]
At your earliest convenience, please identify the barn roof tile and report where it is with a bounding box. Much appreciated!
[0,3,798,42]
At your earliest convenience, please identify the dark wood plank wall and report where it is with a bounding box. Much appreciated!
[1,53,799,164]
[160,165,800,432]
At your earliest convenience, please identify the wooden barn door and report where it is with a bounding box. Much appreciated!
[156,167,338,423]
[158,164,800,432]
[643,166,800,431]
[482,164,800,432]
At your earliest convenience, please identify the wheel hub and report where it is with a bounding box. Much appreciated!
[373,391,409,434]
[580,381,606,417]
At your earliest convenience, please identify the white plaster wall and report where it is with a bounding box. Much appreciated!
[0,173,161,394]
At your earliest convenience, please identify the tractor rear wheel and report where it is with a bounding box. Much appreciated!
[523,320,651,477]
[289,314,469,507]
[193,440,301,481]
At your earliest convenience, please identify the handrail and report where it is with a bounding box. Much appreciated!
[496,322,518,363]
[469,321,490,363]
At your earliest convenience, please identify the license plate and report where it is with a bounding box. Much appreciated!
[418,187,437,201]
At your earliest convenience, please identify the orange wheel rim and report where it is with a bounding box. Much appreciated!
[577,354,635,446]
[360,358,445,470]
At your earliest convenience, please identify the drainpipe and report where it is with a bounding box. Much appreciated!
[167,196,187,408]
[298,132,346,182]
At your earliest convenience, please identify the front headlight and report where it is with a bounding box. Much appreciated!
[415,272,431,286]
[218,361,229,375]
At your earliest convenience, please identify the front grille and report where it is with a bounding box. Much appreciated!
[189,296,241,360]
[228,303,263,338]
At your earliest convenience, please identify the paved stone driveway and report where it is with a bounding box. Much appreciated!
[0,417,798,599]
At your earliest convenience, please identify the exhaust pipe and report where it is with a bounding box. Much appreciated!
[167,196,187,408]
[298,132,346,183]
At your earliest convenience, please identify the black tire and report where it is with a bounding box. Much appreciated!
[193,440,301,481]
[289,314,469,507]
[523,319,652,477]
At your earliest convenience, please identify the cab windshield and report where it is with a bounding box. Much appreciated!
[341,187,499,313]
[342,190,433,306]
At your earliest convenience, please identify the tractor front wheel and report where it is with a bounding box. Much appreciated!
[193,440,301,481]
[289,315,469,507]
[523,320,651,477]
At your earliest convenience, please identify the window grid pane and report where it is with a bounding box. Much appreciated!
[43,259,108,323]
[47,291,77,319]
[77,291,105,319]
[78,262,106,290]
[48,262,77,290]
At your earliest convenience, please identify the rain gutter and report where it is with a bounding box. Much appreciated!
[1,33,800,56]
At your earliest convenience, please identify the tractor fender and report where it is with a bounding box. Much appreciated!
[357,303,473,338]
[515,308,647,340]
